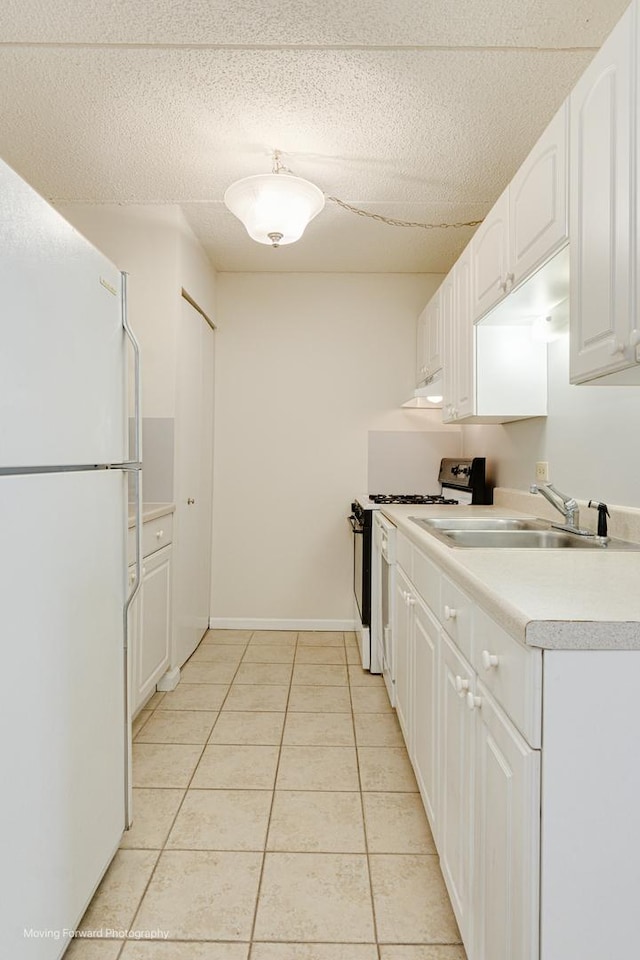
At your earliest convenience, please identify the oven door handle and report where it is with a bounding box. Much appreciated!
[348,515,364,534]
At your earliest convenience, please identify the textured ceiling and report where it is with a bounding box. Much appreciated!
[0,1,630,272]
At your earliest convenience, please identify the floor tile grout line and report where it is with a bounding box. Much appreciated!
[125,631,442,956]
[125,629,253,945]
[247,630,300,948]
[347,655,384,957]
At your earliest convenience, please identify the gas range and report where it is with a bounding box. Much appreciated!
[349,458,487,660]
[353,458,487,515]
[349,457,487,683]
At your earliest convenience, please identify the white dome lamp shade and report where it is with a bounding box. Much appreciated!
[224,169,325,248]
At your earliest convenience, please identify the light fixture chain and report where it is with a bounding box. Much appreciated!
[327,194,483,230]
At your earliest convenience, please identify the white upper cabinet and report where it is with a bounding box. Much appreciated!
[510,102,569,284]
[471,102,569,324]
[443,249,475,423]
[569,1,638,384]
[416,304,428,385]
[442,242,548,425]
[416,292,442,387]
[471,189,510,321]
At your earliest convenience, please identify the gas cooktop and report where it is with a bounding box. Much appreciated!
[369,494,459,505]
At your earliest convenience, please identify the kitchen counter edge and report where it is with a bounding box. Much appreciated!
[128,502,175,528]
[380,503,640,652]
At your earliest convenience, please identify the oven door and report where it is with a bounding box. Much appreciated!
[349,509,372,670]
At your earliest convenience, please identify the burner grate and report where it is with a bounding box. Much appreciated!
[369,494,459,505]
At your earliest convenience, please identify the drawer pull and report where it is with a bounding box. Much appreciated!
[466,692,482,711]
[156,529,164,539]
[482,650,499,670]
[455,675,469,695]
[444,605,457,621]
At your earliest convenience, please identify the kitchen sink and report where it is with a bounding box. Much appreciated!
[411,517,548,532]
[409,517,640,550]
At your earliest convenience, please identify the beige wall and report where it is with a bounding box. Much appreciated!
[56,204,217,417]
[56,203,217,503]
[211,272,459,625]
[462,332,640,507]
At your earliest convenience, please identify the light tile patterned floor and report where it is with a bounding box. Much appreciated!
[67,631,467,960]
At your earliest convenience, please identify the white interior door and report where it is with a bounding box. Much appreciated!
[174,297,215,667]
[0,470,126,959]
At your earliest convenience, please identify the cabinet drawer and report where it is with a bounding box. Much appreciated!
[472,606,542,747]
[440,575,472,660]
[412,546,440,614]
[128,513,174,563]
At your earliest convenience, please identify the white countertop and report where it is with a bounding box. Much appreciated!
[127,501,175,528]
[381,503,640,651]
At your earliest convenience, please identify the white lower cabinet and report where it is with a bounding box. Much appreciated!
[439,632,475,943]
[128,520,173,716]
[472,681,540,960]
[394,566,414,750]
[396,546,541,960]
[412,596,440,837]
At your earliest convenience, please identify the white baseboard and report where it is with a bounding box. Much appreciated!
[209,617,358,631]
[156,666,181,691]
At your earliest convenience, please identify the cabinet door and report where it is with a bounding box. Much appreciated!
[134,545,172,713]
[412,596,440,837]
[473,683,540,960]
[454,248,475,420]
[427,291,442,377]
[416,304,429,385]
[471,190,510,321]
[510,102,568,284]
[394,566,414,750]
[439,632,475,942]
[437,272,453,412]
[569,4,634,383]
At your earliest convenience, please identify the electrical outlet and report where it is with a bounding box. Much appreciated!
[536,461,549,483]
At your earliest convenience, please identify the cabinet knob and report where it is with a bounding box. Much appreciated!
[609,340,626,357]
[466,692,482,711]
[156,529,164,539]
[129,572,135,585]
[630,329,640,347]
[407,595,416,606]
[481,650,499,670]
[455,675,469,695]
[444,605,457,620]
[506,272,515,287]
[187,497,195,505]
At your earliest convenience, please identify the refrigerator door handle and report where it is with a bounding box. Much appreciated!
[121,272,142,829]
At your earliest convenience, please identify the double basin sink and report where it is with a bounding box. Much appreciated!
[410,516,640,550]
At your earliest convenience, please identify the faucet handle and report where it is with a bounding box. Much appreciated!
[529,483,539,494]
[588,500,610,538]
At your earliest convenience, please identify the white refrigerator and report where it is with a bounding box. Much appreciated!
[0,159,142,958]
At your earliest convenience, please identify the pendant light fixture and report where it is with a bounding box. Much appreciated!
[223,151,325,248]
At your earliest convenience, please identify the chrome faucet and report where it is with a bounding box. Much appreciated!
[529,482,592,536]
